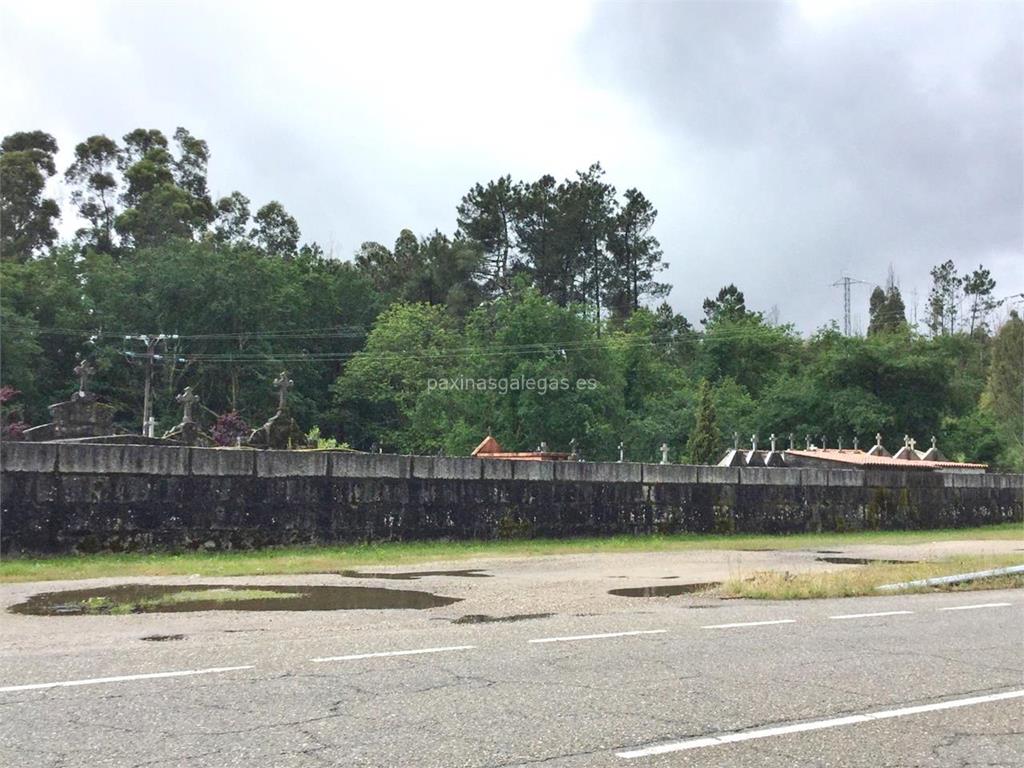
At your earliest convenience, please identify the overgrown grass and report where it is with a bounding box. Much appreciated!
[721,553,1024,600]
[1,523,1020,583]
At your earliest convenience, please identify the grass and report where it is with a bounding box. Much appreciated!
[720,553,1024,600]
[1,522,1020,583]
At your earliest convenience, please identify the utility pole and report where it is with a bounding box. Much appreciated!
[124,334,178,435]
[831,274,869,336]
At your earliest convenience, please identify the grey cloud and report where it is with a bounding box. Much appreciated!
[581,0,1023,330]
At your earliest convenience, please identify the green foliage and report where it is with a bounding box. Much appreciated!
[981,312,1024,470]
[686,379,720,464]
[0,131,60,261]
[305,426,350,451]
[867,272,906,335]
[0,125,1016,470]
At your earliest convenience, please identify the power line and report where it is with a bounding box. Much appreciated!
[830,275,870,335]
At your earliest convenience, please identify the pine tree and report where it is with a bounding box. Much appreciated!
[687,379,721,464]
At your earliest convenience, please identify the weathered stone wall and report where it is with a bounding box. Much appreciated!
[1,443,1021,553]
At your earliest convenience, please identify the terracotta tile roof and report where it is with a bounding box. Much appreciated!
[471,435,504,456]
[786,449,987,471]
[471,434,570,461]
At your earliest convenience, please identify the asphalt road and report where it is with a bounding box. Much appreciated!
[1,552,1022,767]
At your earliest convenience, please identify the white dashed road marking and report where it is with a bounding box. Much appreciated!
[700,620,797,629]
[528,630,667,644]
[829,611,914,620]
[312,645,476,662]
[0,665,255,693]
[616,689,1024,758]
[940,602,1012,612]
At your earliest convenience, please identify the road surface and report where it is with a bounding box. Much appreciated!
[1,547,1021,767]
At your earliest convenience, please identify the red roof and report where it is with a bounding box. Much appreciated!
[471,434,570,461]
[786,449,987,471]
[471,435,504,456]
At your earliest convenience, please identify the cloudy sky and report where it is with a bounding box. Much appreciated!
[3,0,1021,332]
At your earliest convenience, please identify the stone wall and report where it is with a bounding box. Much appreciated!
[1,443,1021,553]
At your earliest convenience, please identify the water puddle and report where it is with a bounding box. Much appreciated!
[815,557,919,565]
[337,569,491,580]
[10,584,462,616]
[608,582,720,598]
[452,613,553,624]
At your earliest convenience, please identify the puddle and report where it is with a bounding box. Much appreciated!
[337,568,491,580]
[452,613,554,624]
[608,582,720,598]
[816,550,843,554]
[141,634,185,642]
[9,584,462,616]
[815,557,919,565]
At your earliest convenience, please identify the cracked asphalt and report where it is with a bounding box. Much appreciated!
[1,545,1021,767]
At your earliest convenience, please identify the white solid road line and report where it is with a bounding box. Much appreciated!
[940,602,1012,612]
[829,610,914,620]
[700,619,796,629]
[0,665,255,693]
[312,645,476,662]
[616,689,1024,758]
[528,630,667,644]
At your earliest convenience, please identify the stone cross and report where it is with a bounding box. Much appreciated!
[876,432,883,447]
[732,432,739,450]
[853,435,859,450]
[903,434,911,448]
[660,443,670,464]
[73,360,95,394]
[788,433,794,450]
[175,386,200,424]
[908,437,916,452]
[837,436,843,450]
[769,433,777,452]
[618,441,625,463]
[821,435,827,450]
[805,434,811,450]
[931,436,937,450]
[750,433,758,451]
[273,371,294,411]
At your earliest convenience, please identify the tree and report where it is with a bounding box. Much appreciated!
[927,260,962,336]
[558,162,616,322]
[982,311,1023,469]
[332,302,460,451]
[702,284,755,325]
[456,175,517,296]
[0,131,60,261]
[65,134,120,253]
[514,174,563,302]
[212,191,251,245]
[115,127,216,247]
[252,201,300,258]
[962,265,999,335]
[172,127,215,227]
[687,379,721,464]
[605,188,669,321]
[867,269,906,335]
